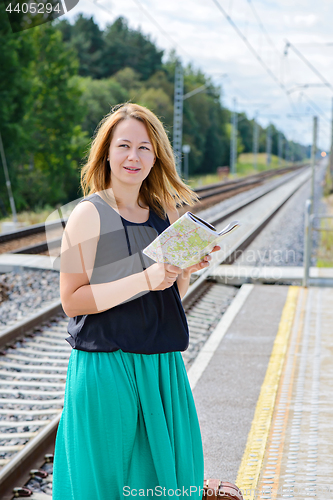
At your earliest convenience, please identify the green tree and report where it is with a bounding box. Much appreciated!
[112,67,143,92]
[237,113,254,153]
[180,65,229,174]
[17,23,88,208]
[145,70,173,97]
[56,15,104,79]
[77,76,128,136]
[0,5,35,210]
[137,87,173,126]
[101,17,164,80]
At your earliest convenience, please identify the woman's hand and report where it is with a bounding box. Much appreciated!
[181,245,221,277]
[144,263,182,291]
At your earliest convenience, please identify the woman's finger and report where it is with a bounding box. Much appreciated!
[166,272,178,279]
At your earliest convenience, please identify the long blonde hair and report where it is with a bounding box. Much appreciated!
[80,103,199,219]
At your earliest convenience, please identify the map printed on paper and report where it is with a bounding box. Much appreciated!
[143,212,240,269]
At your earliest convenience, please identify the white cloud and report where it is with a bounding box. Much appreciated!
[284,13,319,28]
[294,14,318,27]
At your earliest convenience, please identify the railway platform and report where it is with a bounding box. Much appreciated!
[0,253,57,272]
[189,283,333,500]
[209,265,333,286]
[1,262,332,499]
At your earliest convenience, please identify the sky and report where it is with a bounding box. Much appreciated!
[61,0,333,150]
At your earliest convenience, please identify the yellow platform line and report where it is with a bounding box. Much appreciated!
[235,286,300,500]
[256,287,307,499]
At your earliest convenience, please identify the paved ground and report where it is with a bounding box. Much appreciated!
[256,287,333,500]
[192,284,333,500]
[192,284,289,481]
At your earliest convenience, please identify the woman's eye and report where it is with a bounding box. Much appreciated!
[118,144,150,151]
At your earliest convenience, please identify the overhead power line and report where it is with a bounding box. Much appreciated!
[284,40,333,95]
[130,0,191,59]
[91,0,191,59]
[290,42,333,47]
[287,83,329,95]
[247,0,279,56]
[209,0,298,115]
[92,0,113,16]
[300,92,331,126]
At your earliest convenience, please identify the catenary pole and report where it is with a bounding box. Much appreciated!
[253,112,259,170]
[310,116,318,214]
[330,97,333,175]
[0,132,17,224]
[230,98,237,174]
[285,139,289,164]
[266,124,272,167]
[182,145,190,182]
[173,62,184,176]
[278,132,283,167]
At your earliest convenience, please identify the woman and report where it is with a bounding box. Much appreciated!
[53,103,220,499]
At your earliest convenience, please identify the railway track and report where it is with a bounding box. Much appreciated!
[0,283,238,499]
[0,164,306,256]
[0,163,312,499]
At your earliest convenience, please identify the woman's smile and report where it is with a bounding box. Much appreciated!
[123,165,141,173]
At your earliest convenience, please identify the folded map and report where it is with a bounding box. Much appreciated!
[142,211,240,269]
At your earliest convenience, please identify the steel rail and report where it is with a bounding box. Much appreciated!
[0,415,61,499]
[0,300,63,349]
[0,220,64,245]
[194,163,305,198]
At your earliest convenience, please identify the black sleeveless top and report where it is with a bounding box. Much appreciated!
[65,193,189,354]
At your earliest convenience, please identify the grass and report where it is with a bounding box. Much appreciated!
[0,205,56,232]
[187,153,305,188]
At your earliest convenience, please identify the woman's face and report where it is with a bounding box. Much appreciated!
[108,118,156,187]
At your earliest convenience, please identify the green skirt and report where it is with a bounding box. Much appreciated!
[52,349,204,499]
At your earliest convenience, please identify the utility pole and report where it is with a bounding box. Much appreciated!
[173,61,184,176]
[253,111,259,170]
[278,132,283,167]
[182,145,190,182]
[330,97,333,175]
[310,116,318,214]
[285,139,289,164]
[230,98,237,175]
[0,132,17,225]
[266,124,272,167]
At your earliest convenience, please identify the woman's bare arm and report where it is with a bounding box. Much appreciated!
[60,201,181,318]
[60,201,149,318]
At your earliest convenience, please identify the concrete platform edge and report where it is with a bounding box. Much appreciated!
[188,284,254,389]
